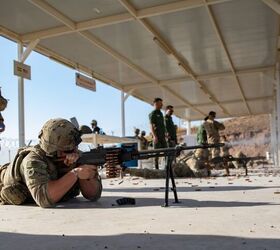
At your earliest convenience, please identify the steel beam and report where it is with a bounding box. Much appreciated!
[20,39,40,63]
[174,96,273,109]
[262,0,280,15]
[119,0,230,115]
[22,0,232,42]
[204,1,251,114]
[28,0,206,116]
[123,66,274,91]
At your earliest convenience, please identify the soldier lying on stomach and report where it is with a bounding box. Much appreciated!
[0,118,102,208]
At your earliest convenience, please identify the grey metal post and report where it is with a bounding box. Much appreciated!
[121,90,125,137]
[18,42,25,147]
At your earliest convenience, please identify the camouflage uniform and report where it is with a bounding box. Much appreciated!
[203,119,225,159]
[220,138,232,175]
[164,114,177,147]
[186,149,210,177]
[139,136,148,150]
[0,119,102,207]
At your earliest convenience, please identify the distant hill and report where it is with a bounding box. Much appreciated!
[189,114,271,157]
[221,114,270,156]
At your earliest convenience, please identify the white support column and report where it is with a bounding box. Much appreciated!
[276,64,280,166]
[121,90,125,137]
[270,111,278,165]
[18,43,25,147]
[20,39,40,63]
[121,89,134,137]
[186,120,191,135]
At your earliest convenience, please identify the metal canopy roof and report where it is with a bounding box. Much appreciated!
[0,0,278,121]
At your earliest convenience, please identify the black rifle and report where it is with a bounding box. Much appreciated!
[210,155,266,176]
[77,143,224,207]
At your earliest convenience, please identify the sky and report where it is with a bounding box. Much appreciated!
[0,36,183,140]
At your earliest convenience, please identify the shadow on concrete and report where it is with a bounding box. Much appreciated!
[51,196,280,209]
[103,185,280,193]
[0,232,279,250]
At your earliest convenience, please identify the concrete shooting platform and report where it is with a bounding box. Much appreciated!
[1,167,280,250]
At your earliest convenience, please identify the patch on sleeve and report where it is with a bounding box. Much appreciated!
[24,160,49,186]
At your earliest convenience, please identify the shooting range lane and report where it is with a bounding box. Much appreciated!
[1,171,280,250]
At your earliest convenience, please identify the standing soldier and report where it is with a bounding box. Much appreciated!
[203,111,225,159]
[91,119,105,135]
[149,98,167,169]
[220,135,232,176]
[140,130,148,150]
[165,105,177,147]
[134,128,140,140]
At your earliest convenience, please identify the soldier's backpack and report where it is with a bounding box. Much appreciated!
[0,89,7,112]
[196,124,207,145]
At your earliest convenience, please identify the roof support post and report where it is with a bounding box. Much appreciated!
[262,0,280,15]
[275,62,280,166]
[270,109,278,166]
[121,89,134,137]
[204,0,251,115]
[124,89,134,102]
[18,42,25,147]
[186,120,192,136]
[20,39,40,63]
[121,90,126,137]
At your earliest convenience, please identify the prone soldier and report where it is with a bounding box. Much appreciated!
[0,118,102,208]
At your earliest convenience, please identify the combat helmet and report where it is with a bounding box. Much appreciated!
[79,125,92,135]
[38,118,82,156]
[91,119,97,126]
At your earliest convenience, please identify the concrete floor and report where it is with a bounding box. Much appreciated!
[0,169,280,250]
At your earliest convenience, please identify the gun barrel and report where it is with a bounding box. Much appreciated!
[77,143,225,166]
[138,143,224,155]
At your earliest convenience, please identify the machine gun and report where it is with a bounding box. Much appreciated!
[210,155,266,176]
[77,143,224,207]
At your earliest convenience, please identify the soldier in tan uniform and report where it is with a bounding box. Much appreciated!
[0,118,102,208]
[220,135,232,176]
[203,111,225,159]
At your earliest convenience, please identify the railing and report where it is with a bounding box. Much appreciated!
[0,138,38,165]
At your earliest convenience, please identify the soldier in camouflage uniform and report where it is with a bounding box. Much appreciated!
[185,148,210,177]
[220,135,232,176]
[165,105,177,147]
[0,118,102,208]
[139,130,148,150]
[149,98,167,169]
[203,111,225,159]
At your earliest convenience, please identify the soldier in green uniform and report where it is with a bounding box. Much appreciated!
[149,98,167,169]
[0,118,102,208]
[164,105,177,147]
